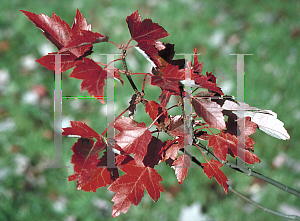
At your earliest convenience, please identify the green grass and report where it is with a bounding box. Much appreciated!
[1,0,300,220]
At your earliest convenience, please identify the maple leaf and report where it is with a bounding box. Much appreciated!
[172,155,191,184]
[108,155,163,217]
[114,117,152,164]
[222,100,290,140]
[63,121,118,192]
[237,116,257,136]
[145,100,168,127]
[192,97,226,130]
[36,53,80,72]
[21,9,108,71]
[192,47,203,74]
[69,57,122,104]
[221,131,259,164]
[143,136,163,167]
[208,134,233,162]
[161,139,181,162]
[20,10,73,50]
[58,30,109,53]
[202,159,228,194]
[208,131,260,164]
[151,63,184,94]
[158,89,172,109]
[135,42,185,71]
[193,73,224,95]
[62,121,115,192]
[68,139,116,192]
[126,10,169,45]
[62,120,102,139]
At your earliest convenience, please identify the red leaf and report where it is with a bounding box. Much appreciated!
[192,47,203,74]
[63,121,109,191]
[158,89,172,109]
[151,63,183,94]
[208,132,260,164]
[135,41,163,68]
[208,134,234,162]
[62,120,101,139]
[161,139,181,162]
[21,10,92,57]
[193,74,224,95]
[126,10,169,45]
[59,30,109,53]
[145,100,168,127]
[237,116,257,136]
[20,10,72,50]
[202,159,228,194]
[143,137,163,167]
[69,58,107,104]
[114,117,152,164]
[108,155,163,217]
[36,53,80,72]
[68,140,114,192]
[71,9,91,31]
[21,9,108,70]
[168,115,185,138]
[192,98,226,130]
[172,155,190,184]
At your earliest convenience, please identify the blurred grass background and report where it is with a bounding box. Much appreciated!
[1,0,300,220]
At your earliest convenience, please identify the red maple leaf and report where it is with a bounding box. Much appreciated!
[68,139,115,192]
[62,120,101,139]
[151,61,223,106]
[108,155,164,217]
[208,133,234,162]
[237,117,257,136]
[158,89,172,109]
[192,98,226,130]
[21,9,108,71]
[168,115,186,138]
[208,131,260,164]
[151,63,184,94]
[69,57,122,104]
[126,10,169,45]
[58,30,109,53]
[36,53,80,72]
[143,136,163,168]
[202,159,228,194]
[161,139,181,162]
[219,132,260,164]
[145,100,168,127]
[62,121,114,192]
[114,117,152,165]
[172,155,191,184]
[192,47,203,74]
[193,74,224,95]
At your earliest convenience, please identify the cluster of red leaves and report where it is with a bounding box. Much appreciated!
[22,9,290,217]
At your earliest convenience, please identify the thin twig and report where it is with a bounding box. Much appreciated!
[193,138,300,198]
[228,185,300,220]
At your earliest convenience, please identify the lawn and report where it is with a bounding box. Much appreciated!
[1,0,300,220]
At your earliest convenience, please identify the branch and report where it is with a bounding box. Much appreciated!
[193,138,300,198]
[120,46,146,109]
[179,148,300,220]
[228,185,300,220]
